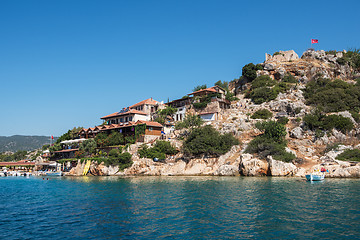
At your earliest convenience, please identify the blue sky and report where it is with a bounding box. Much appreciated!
[0,0,359,136]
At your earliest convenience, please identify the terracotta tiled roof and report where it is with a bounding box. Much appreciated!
[135,120,163,127]
[130,98,159,108]
[97,120,163,131]
[0,161,35,166]
[101,109,147,119]
[188,86,218,96]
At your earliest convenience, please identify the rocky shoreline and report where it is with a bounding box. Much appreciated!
[66,145,360,178]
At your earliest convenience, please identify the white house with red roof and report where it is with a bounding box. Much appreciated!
[101,107,150,125]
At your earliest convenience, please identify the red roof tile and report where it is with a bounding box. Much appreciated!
[135,120,163,127]
[188,86,218,95]
[101,109,147,119]
[130,98,159,108]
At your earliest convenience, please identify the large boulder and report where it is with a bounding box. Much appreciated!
[290,127,304,139]
[268,156,298,176]
[239,154,269,176]
[214,164,239,176]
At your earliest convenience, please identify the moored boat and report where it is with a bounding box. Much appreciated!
[306,173,325,181]
[45,171,62,176]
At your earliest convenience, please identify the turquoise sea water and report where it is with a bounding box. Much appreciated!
[0,176,359,240]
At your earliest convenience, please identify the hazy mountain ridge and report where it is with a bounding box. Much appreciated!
[0,135,56,152]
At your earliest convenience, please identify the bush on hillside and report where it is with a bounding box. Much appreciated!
[106,149,132,167]
[336,49,360,72]
[183,125,239,157]
[277,117,289,125]
[193,84,207,92]
[249,87,278,104]
[175,114,203,130]
[304,77,360,112]
[138,140,178,160]
[251,109,273,119]
[251,75,276,89]
[336,149,360,162]
[282,73,297,83]
[79,139,97,156]
[245,120,295,162]
[242,63,263,82]
[303,113,354,134]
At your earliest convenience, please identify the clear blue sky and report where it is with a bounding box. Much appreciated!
[0,0,359,136]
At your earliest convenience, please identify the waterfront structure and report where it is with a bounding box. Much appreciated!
[0,160,35,171]
[166,86,231,122]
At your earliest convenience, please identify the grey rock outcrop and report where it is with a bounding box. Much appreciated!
[265,50,299,62]
[239,154,268,176]
[290,127,304,139]
[214,165,239,176]
[268,156,298,176]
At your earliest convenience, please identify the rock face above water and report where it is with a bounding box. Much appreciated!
[239,154,268,176]
[267,156,297,176]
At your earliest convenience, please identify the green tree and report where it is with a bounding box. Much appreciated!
[251,109,273,119]
[79,139,97,156]
[183,125,239,157]
[193,84,207,92]
[214,80,229,90]
[175,114,204,129]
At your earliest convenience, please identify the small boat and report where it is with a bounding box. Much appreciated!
[306,173,325,181]
[45,171,62,176]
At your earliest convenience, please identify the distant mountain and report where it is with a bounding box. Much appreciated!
[0,135,57,152]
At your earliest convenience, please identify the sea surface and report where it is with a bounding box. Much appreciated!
[0,176,359,240]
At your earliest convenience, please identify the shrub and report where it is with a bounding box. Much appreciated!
[277,117,289,125]
[139,140,178,160]
[304,77,360,112]
[251,109,273,119]
[193,102,208,109]
[303,113,354,134]
[214,80,229,90]
[251,75,276,89]
[193,84,207,92]
[225,91,239,101]
[183,125,239,157]
[336,49,360,71]
[273,82,290,93]
[282,73,297,83]
[79,139,97,156]
[255,121,287,142]
[250,87,278,104]
[350,111,360,123]
[245,135,295,162]
[175,114,203,130]
[336,149,360,162]
[245,120,294,162]
[242,63,262,82]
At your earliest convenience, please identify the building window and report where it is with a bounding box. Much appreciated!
[125,117,128,122]
[149,127,153,131]
[129,116,133,121]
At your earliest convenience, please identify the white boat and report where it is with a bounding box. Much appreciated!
[45,171,62,176]
[306,173,325,181]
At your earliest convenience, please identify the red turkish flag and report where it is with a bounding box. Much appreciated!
[51,135,54,140]
[311,39,318,44]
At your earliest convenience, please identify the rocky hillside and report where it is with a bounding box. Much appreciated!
[69,49,360,177]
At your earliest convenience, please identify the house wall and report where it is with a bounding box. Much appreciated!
[145,127,162,136]
[173,107,187,122]
[134,114,150,122]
